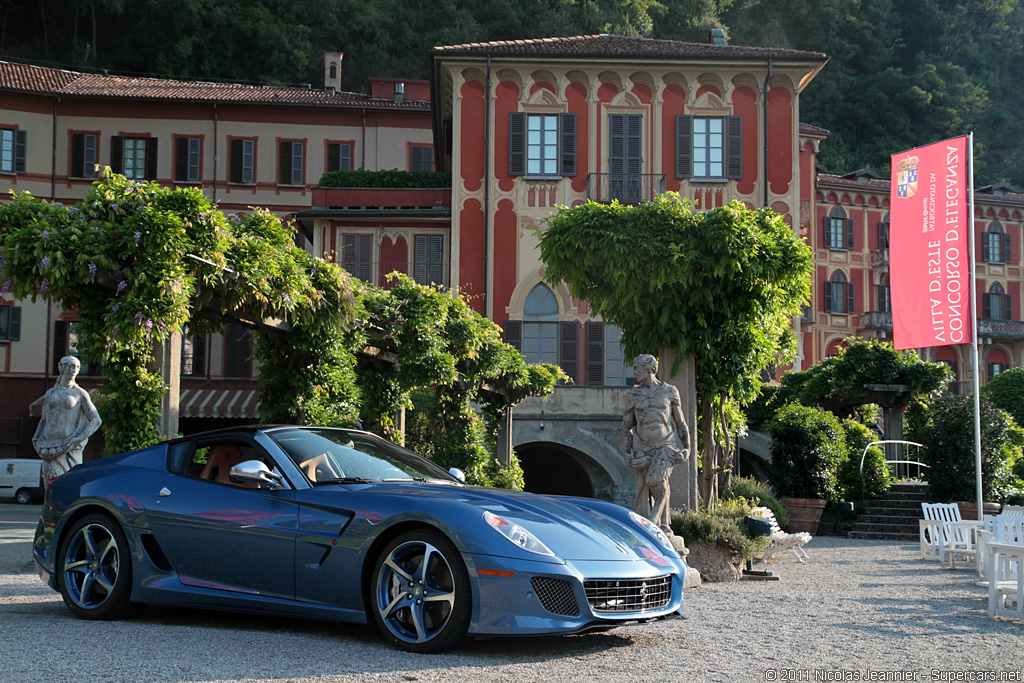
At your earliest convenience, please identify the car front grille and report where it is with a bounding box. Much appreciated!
[584,575,673,613]
[531,577,580,617]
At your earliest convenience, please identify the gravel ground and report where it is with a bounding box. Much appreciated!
[1,503,1021,683]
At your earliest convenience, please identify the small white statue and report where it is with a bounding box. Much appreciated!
[32,356,102,485]
[619,354,691,531]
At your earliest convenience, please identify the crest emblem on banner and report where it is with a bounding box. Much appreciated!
[896,156,919,198]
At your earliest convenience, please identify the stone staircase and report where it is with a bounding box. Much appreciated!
[847,481,930,541]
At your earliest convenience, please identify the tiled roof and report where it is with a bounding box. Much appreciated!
[800,122,830,137]
[432,34,827,62]
[0,60,429,109]
[818,173,1024,204]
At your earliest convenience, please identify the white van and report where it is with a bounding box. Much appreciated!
[0,459,44,504]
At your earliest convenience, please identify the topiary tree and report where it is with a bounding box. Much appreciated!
[540,195,813,504]
[838,419,891,501]
[766,403,844,500]
[920,393,1015,502]
[982,366,1024,427]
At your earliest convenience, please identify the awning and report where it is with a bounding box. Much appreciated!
[180,389,260,419]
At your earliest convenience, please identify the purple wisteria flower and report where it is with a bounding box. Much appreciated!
[39,279,49,294]
[88,262,97,276]
[145,319,153,331]
[134,231,141,244]
[111,204,119,211]
[1,279,11,292]
[40,256,50,268]
[90,225,100,232]
[116,280,127,293]
[41,230,50,241]
[111,304,120,314]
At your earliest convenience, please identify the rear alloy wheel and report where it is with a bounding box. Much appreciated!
[370,529,471,653]
[57,514,134,620]
[15,488,33,505]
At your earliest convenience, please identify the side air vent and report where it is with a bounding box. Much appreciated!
[531,577,579,617]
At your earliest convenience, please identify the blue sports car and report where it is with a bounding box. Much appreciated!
[33,425,686,652]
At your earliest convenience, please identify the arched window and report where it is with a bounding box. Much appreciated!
[824,270,853,314]
[984,282,1011,320]
[522,284,559,365]
[825,339,846,357]
[987,347,1010,382]
[983,221,1010,264]
[935,346,959,384]
[878,213,890,249]
[329,64,338,80]
[823,206,851,250]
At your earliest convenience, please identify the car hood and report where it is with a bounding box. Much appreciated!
[358,482,672,563]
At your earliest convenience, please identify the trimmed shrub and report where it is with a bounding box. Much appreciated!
[983,366,1024,427]
[317,168,451,188]
[767,403,844,500]
[723,475,789,527]
[838,419,892,500]
[920,393,1014,502]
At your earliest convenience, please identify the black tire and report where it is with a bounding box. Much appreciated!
[370,529,471,653]
[15,488,33,505]
[57,513,135,620]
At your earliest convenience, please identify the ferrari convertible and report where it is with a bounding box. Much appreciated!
[33,425,686,652]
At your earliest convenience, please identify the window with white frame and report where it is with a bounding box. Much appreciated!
[824,207,852,250]
[508,112,576,177]
[675,114,742,180]
[111,136,157,180]
[71,133,98,178]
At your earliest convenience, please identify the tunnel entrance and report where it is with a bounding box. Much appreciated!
[517,442,596,498]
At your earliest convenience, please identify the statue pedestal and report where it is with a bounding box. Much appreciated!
[669,532,702,588]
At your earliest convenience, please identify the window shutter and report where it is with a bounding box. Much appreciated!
[52,321,68,375]
[559,321,579,384]
[340,143,352,171]
[824,281,832,312]
[725,115,742,179]
[280,142,290,184]
[411,146,423,171]
[175,138,189,181]
[145,137,158,180]
[983,293,992,319]
[413,234,428,284]
[559,112,576,177]
[878,222,889,249]
[328,143,340,172]
[194,336,207,376]
[822,216,832,249]
[230,139,243,182]
[342,233,374,283]
[293,142,304,184]
[357,233,373,283]
[1004,232,1012,264]
[982,232,991,262]
[609,114,625,176]
[1006,293,1013,321]
[110,136,124,174]
[72,134,85,178]
[847,282,855,314]
[503,320,523,351]
[429,235,443,285]
[846,218,855,250]
[584,321,604,386]
[509,112,526,176]
[625,114,642,175]
[14,130,26,174]
[675,115,692,178]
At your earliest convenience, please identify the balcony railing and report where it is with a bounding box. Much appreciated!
[586,174,666,204]
[858,311,892,331]
[978,318,1024,340]
[870,248,890,267]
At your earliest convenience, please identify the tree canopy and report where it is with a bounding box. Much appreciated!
[539,195,813,502]
[2,0,1021,187]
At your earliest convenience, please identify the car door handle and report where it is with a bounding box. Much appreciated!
[159,487,172,497]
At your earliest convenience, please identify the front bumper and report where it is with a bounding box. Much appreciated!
[464,552,686,636]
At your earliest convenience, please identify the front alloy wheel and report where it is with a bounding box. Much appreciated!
[371,530,471,653]
[58,514,134,620]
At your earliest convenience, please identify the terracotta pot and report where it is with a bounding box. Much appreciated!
[954,501,1001,521]
[779,497,827,535]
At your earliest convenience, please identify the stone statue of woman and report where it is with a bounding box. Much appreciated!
[619,354,691,531]
[32,356,102,485]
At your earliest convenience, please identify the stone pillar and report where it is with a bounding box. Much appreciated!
[659,348,699,512]
[496,405,512,467]
[153,333,181,439]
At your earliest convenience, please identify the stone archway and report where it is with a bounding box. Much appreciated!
[517,442,599,498]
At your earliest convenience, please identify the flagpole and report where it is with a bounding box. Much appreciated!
[968,131,983,522]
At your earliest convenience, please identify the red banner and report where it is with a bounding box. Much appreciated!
[890,136,972,350]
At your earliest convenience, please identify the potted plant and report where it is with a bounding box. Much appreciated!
[920,393,1014,517]
[767,403,844,534]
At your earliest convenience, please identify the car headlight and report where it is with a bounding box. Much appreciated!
[629,511,675,553]
[483,511,555,557]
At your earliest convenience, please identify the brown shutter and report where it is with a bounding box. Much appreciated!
[509,112,526,176]
[824,281,832,312]
[823,215,831,248]
[846,218,855,250]
[1006,293,1013,320]
[725,115,742,179]
[110,136,124,174]
[72,134,85,177]
[559,112,576,177]
[847,282,855,314]
[675,115,692,178]
[559,321,579,384]
[280,141,290,184]
[14,130,26,174]
[328,143,340,172]
[503,320,522,351]
[1004,232,1012,264]
[145,137,158,180]
[230,139,243,182]
[175,138,189,181]
[585,321,604,386]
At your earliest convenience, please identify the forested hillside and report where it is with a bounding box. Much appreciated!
[1,0,1020,186]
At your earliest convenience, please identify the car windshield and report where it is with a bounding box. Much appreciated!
[268,428,458,485]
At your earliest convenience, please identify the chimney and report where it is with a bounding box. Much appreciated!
[324,51,343,94]
[708,28,727,46]
[395,82,405,102]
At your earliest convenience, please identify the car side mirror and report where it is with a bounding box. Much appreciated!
[448,467,466,483]
[229,460,288,490]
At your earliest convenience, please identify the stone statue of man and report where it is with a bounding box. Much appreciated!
[619,354,691,531]
[32,356,102,485]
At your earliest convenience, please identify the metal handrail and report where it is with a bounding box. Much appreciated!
[859,440,927,493]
